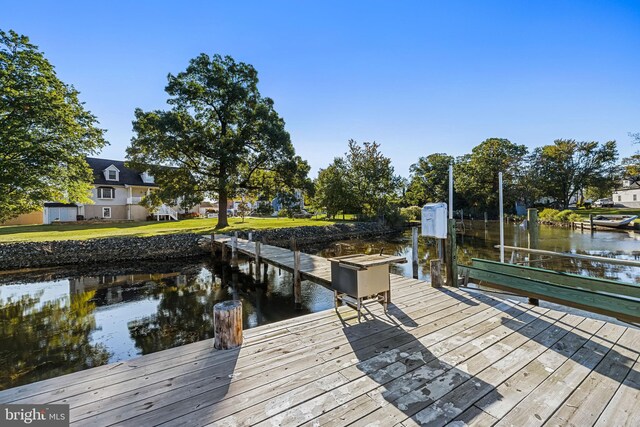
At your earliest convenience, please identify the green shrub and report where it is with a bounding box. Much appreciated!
[568,213,582,222]
[555,209,574,222]
[538,208,560,221]
[400,206,422,221]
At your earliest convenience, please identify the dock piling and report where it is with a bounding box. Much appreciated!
[412,227,419,279]
[213,300,243,350]
[293,249,302,310]
[430,259,443,288]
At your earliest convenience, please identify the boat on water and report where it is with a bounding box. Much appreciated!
[592,215,638,228]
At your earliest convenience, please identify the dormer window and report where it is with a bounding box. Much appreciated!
[104,165,120,181]
[140,172,154,183]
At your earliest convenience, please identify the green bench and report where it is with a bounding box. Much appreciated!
[459,258,640,323]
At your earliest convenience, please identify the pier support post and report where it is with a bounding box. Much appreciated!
[293,249,302,310]
[254,241,261,281]
[589,214,594,233]
[412,227,419,279]
[211,233,215,254]
[221,239,228,261]
[263,262,268,283]
[430,259,443,288]
[213,300,243,350]
[231,234,238,267]
[527,208,540,306]
[446,219,458,286]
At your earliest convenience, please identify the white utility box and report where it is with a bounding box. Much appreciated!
[421,202,448,238]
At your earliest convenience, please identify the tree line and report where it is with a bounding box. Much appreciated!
[311,136,627,222]
[1,28,638,228]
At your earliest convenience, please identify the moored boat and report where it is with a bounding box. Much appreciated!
[592,215,638,228]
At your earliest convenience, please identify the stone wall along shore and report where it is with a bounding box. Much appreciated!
[0,233,208,270]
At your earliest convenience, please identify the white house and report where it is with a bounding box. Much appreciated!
[612,180,640,208]
[42,158,182,224]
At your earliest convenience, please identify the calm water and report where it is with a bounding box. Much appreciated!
[0,222,638,389]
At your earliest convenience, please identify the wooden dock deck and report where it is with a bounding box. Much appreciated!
[212,234,335,286]
[1,238,639,426]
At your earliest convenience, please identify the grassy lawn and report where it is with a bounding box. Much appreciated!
[0,217,345,243]
[573,207,640,218]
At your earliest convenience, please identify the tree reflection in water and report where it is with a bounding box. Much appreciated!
[0,290,110,389]
[127,278,218,355]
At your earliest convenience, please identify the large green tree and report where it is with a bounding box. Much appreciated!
[622,132,640,187]
[127,54,304,228]
[313,158,352,218]
[0,30,106,222]
[529,139,618,209]
[313,140,399,219]
[405,153,454,206]
[345,140,400,218]
[455,138,528,215]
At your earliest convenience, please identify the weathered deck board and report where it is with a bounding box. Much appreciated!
[0,236,637,426]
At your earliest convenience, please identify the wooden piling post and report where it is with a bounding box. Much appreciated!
[446,219,458,286]
[412,227,419,279]
[210,233,215,254]
[213,300,243,350]
[231,235,237,255]
[254,241,261,281]
[221,239,228,261]
[293,249,302,310]
[527,208,540,306]
[430,259,443,288]
[589,214,594,233]
[231,235,238,266]
[262,261,269,283]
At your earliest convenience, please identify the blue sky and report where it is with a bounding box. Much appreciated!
[4,0,640,177]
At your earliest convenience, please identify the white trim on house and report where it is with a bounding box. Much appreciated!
[104,165,120,181]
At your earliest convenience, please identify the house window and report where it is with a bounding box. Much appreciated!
[141,172,154,183]
[108,170,117,180]
[102,207,111,218]
[97,187,115,199]
[634,194,638,202]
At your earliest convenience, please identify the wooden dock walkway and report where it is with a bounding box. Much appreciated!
[212,234,335,286]
[1,238,639,426]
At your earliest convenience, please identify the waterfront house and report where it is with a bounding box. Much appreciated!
[612,179,640,208]
[3,157,194,225]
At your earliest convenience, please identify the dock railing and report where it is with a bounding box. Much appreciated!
[459,245,640,323]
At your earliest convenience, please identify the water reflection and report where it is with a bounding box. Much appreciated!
[0,289,110,390]
[0,257,335,390]
[316,222,640,284]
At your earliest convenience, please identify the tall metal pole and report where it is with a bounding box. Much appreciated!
[448,164,453,220]
[499,172,505,263]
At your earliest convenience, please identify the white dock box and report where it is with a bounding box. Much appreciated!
[421,203,448,238]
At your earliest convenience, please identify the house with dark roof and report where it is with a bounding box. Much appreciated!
[40,158,184,224]
[79,157,164,222]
